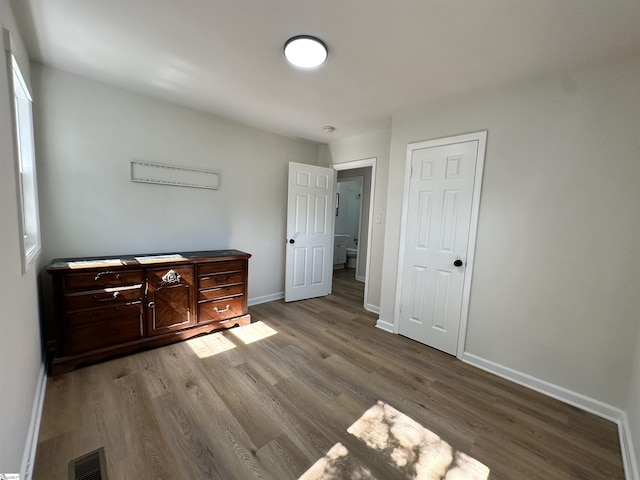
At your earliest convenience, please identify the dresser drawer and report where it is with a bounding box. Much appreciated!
[198,284,244,302]
[198,261,243,276]
[65,269,143,291]
[65,316,143,356]
[199,272,243,289]
[64,287,142,312]
[66,303,142,328]
[198,297,245,323]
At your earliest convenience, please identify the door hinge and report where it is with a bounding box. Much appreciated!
[409,165,413,178]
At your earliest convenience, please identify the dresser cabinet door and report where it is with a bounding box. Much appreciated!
[145,266,196,335]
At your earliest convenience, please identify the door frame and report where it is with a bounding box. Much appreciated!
[332,158,377,313]
[393,131,487,357]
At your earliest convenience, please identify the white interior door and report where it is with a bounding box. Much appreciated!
[398,135,484,355]
[285,162,336,302]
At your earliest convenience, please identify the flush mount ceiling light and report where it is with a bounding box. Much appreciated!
[284,35,328,69]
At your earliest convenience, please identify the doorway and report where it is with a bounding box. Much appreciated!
[335,176,364,277]
[332,158,376,313]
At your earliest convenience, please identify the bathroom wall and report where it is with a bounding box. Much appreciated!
[335,178,363,249]
[337,168,372,281]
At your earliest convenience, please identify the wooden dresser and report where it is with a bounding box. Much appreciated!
[47,249,251,375]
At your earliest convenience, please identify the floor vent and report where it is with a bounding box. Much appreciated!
[69,447,107,480]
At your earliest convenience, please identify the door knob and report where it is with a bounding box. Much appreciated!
[453,259,463,267]
[289,239,295,244]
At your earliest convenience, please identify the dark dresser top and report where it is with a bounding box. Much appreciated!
[47,249,251,273]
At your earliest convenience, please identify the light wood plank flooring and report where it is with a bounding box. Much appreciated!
[33,269,625,479]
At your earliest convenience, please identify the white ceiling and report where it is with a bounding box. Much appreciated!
[10,0,640,143]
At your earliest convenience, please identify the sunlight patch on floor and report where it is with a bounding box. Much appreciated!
[229,321,278,345]
[186,331,236,358]
[348,401,489,480]
[186,321,278,357]
[299,401,490,480]
[299,442,375,480]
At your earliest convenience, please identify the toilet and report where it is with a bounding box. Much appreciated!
[345,248,357,268]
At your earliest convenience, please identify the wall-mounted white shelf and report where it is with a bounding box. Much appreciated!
[130,161,220,190]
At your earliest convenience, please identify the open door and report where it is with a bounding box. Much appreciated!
[285,162,336,302]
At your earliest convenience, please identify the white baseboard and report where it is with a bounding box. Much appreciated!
[619,412,640,480]
[365,303,380,315]
[356,275,366,283]
[461,352,621,421]
[248,292,379,318]
[375,318,394,333]
[461,352,638,480]
[248,292,284,306]
[20,360,47,480]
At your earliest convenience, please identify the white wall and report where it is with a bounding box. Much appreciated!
[32,65,320,305]
[380,54,640,410]
[321,130,391,311]
[0,0,43,475]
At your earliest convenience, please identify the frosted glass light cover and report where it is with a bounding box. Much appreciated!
[284,36,328,69]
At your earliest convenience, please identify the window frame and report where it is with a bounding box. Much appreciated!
[5,29,41,272]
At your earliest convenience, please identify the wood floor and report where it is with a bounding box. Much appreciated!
[33,268,625,479]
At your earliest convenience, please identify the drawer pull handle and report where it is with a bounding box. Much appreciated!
[94,271,121,281]
[159,269,182,286]
[93,292,120,302]
[214,304,230,313]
